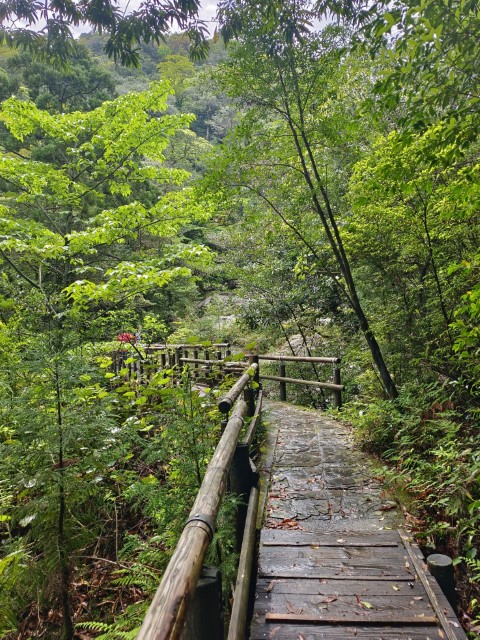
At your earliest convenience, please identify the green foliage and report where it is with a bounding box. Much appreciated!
[0,0,209,67]
[0,546,29,635]
[344,384,480,551]
[0,81,212,327]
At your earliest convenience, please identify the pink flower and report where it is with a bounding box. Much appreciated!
[116,332,136,343]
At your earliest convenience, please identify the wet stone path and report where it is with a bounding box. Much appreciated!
[250,400,466,639]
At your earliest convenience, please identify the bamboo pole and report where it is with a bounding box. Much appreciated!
[136,400,248,640]
[261,374,343,392]
[227,485,260,640]
[259,354,341,364]
[218,364,258,414]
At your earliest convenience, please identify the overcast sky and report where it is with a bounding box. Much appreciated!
[74,1,219,37]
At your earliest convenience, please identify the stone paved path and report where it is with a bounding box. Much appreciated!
[261,401,401,533]
[250,401,466,639]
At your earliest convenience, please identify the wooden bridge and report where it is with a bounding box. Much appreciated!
[114,345,465,640]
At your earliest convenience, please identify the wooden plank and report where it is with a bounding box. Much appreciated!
[262,541,399,548]
[259,546,407,560]
[260,529,401,546]
[255,577,426,597]
[265,612,438,625]
[259,556,413,574]
[258,572,415,581]
[254,591,434,615]
[249,623,444,639]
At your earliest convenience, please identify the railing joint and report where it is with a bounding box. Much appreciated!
[185,513,216,541]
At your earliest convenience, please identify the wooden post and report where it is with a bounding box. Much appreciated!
[333,365,342,408]
[180,566,224,640]
[279,362,287,401]
[244,388,255,417]
[161,352,166,371]
[229,443,252,552]
[427,554,457,609]
[226,344,231,357]
[193,349,199,379]
[205,350,210,380]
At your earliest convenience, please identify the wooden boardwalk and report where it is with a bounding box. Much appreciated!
[251,401,466,639]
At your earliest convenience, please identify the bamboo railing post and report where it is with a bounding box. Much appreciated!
[279,362,287,401]
[229,443,252,552]
[427,554,457,610]
[160,352,166,372]
[226,344,231,357]
[333,362,342,408]
[180,566,224,640]
[205,350,210,380]
[193,349,199,379]
[244,388,255,417]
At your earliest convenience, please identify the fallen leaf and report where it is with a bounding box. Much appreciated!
[392,585,400,591]
[361,601,374,609]
[269,626,281,638]
[413,596,423,600]
[320,595,338,604]
[286,601,303,615]
[448,621,460,628]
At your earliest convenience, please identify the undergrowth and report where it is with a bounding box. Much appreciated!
[341,381,480,634]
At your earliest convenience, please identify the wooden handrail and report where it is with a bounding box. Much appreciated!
[218,363,259,414]
[261,374,343,392]
[136,399,248,640]
[146,343,230,350]
[258,354,341,364]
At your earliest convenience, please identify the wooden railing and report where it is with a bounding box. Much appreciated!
[258,354,343,408]
[136,357,262,640]
[111,345,344,406]
[122,346,343,638]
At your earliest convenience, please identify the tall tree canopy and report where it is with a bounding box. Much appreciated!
[0,0,209,65]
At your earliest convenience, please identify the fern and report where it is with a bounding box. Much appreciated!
[0,546,29,636]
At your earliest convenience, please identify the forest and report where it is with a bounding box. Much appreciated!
[0,0,479,637]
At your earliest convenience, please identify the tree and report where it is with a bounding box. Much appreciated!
[0,0,209,66]
[0,81,211,325]
[5,42,117,113]
[0,80,214,639]
[207,4,399,397]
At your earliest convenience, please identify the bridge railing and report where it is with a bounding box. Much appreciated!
[112,343,232,383]
[111,345,343,407]
[258,354,343,408]
[136,356,262,640]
